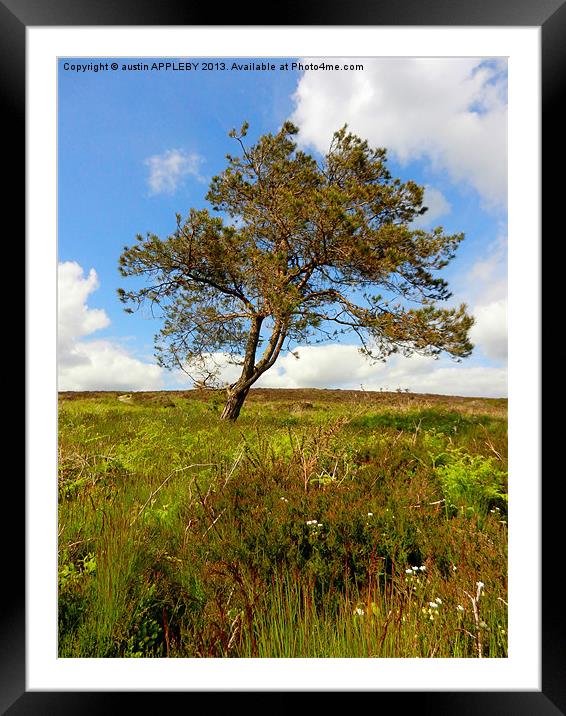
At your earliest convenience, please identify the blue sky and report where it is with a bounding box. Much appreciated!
[58,57,507,396]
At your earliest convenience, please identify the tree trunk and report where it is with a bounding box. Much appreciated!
[218,315,287,421]
[220,385,250,421]
[220,315,264,421]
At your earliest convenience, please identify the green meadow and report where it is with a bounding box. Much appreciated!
[58,388,507,658]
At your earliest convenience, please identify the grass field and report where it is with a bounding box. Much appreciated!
[58,388,508,658]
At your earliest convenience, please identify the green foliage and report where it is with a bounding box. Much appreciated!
[355,408,497,435]
[58,551,97,646]
[59,551,97,590]
[122,583,163,657]
[436,450,508,518]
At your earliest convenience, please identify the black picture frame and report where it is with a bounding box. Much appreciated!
[12,0,556,711]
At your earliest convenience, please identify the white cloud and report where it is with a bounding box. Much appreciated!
[411,186,451,228]
[144,149,204,195]
[58,262,110,368]
[470,299,507,361]
[459,232,508,361]
[58,339,164,392]
[291,58,507,209]
[175,344,506,398]
[169,353,243,388]
[58,261,163,391]
[467,232,508,304]
[257,345,506,397]
[58,263,109,339]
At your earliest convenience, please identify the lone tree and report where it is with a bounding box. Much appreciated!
[119,122,473,420]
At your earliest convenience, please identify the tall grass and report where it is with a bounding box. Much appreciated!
[58,390,507,658]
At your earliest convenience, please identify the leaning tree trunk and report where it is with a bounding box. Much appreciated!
[218,315,285,421]
[220,315,264,421]
[220,384,251,421]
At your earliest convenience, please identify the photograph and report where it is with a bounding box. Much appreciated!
[57,55,509,659]
[3,0,558,701]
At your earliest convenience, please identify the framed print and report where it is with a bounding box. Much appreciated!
[10,0,559,711]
